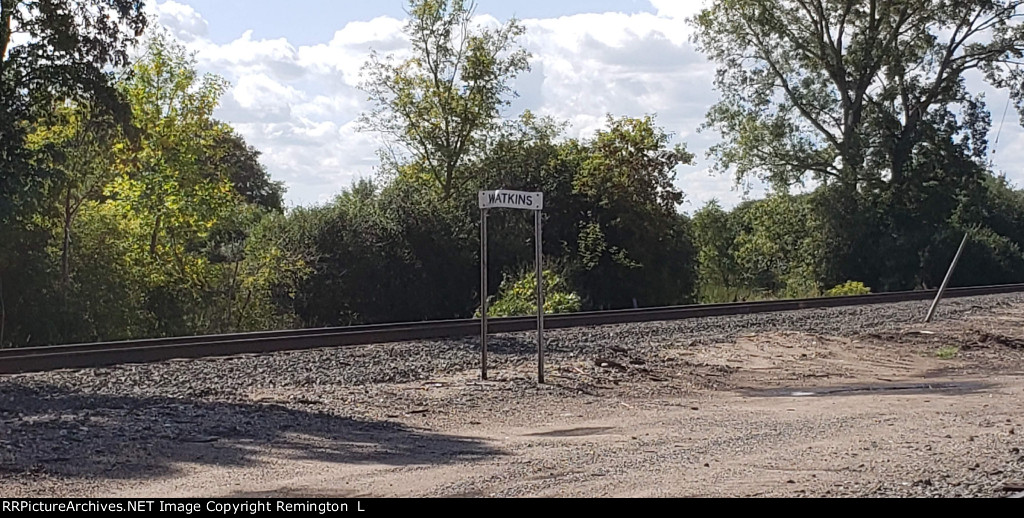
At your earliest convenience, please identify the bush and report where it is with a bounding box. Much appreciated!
[825,281,872,297]
[480,269,582,317]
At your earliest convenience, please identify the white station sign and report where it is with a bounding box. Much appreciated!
[479,190,543,211]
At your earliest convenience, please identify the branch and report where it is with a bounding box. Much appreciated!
[0,0,18,70]
[745,23,841,149]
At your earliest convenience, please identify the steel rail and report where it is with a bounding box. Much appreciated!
[1,283,1022,375]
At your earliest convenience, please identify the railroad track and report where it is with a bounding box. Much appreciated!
[1,283,1022,375]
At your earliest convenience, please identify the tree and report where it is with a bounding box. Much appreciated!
[359,0,531,198]
[95,33,259,338]
[113,32,231,263]
[732,194,822,297]
[692,200,741,300]
[568,116,698,308]
[692,0,1024,192]
[1,0,146,347]
[201,128,286,212]
[27,103,122,297]
[278,178,478,327]
[1,0,147,219]
[465,114,699,310]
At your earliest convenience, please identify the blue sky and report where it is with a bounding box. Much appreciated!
[149,0,1024,210]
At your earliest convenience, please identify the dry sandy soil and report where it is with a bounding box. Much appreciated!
[3,302,1024,498]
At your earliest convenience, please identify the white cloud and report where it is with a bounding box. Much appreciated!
[228,73,303,117]
[148,0,1024,210]
[649,0,710,21]
[153,0,208,42]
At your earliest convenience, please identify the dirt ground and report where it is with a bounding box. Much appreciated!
[4,303,1024,498]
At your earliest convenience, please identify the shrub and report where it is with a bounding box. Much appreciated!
[480,270,582,317]
[825,281,872,297]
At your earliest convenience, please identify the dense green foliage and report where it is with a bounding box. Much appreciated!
[1,1,1023,348]
[1,0,148,346]
[691,177,1024,303]
[1,24,303,347]
[272,112,700,327]
[826,282,872,297]
[689,0,1024,301]
[480,269,582,318]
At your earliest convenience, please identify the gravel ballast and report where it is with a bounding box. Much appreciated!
[1,292,1022,498]
[8,293,1022,397]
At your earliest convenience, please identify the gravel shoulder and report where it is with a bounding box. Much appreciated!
[1,294,1023,498]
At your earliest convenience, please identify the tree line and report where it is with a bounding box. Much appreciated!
[1,0,1023,348]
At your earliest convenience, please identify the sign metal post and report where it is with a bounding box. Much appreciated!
[478,190,545,383]
[480,208,489,380]
[535,209,544,384]
[925,232,970,323]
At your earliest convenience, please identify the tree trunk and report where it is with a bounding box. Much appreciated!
[149,213,162,258]
[891,111,921,187]
[225,260,239,332]
[0,0,14,71]
[61,186,73,300]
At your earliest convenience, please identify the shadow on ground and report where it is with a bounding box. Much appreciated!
[738,380,995,398]
[0,380,501,483]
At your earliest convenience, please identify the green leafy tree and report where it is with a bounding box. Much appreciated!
[200,128,286,212]
[96,33,274,338]
[692,200,742,301]
[465,114,699,310]
[112,32,232,263]
[692,0,1024,191]
[1,0,146,347]
[27,103,121,303]
[195,207,309,333]
[280,178,478,327]
[460,112,575,298]
[732,194,823,297]
[692,1,1024,292]
[1,0,146,226]
[567,116,698,309]
[1,0,147,173]
[359,0,531,197]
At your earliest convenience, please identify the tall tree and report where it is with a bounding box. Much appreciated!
[692,0,1024,192]
[114,32,231,262]
[359,0,531,198]
[26,102,121,300]
[566,116,698,309]
[1,0,146,347]
[201,128,286,212]
[1,0,146,217]
[693,200,741,298]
